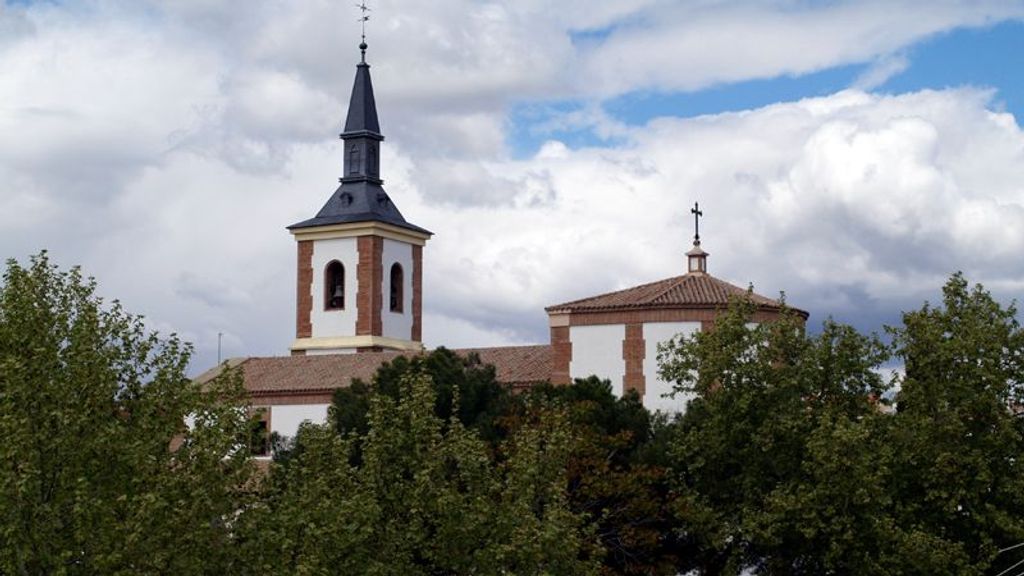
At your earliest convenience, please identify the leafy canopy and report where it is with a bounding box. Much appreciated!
[240,369,600,575]
[0,252,255,575]
[657,279,1024,575]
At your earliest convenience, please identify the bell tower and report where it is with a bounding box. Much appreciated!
[288,41,431,355]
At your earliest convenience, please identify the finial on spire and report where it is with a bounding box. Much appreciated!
[356,1,371,63]
[690,202,703,245]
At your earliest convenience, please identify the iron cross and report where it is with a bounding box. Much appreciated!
[691,202,703,242]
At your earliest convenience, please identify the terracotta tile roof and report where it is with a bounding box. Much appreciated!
[460,345,552,387]
[240,352,405,394]
[195,345,553,396]
[545,272,805,316]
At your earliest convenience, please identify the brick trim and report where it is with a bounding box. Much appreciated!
[356,236,384,338]
[562,307,789,327]
[412,245,423,342]
[372,239,383,335]
[623,323,645,397]
[251,392,334,406]
[296,240,313,338]
[551,326,571,385]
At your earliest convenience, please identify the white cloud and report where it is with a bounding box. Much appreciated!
[853,52,911,90]
[2,0,1024,374]
[575,1,1024,95]
[403,88,1024,348]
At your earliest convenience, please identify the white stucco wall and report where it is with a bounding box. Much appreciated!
[270,404,330,440]
[381,238,414,341]
[642,322,701,413]
[311,237,358,339]
[569,324,626,396]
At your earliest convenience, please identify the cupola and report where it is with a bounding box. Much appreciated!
[686,202,708,274]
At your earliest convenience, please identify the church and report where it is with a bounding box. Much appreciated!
[198,42,806,450]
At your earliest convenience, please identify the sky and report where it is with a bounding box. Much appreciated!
[2,0,1024,374]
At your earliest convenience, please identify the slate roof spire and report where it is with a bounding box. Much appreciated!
[343,41,381,138]
[288,42,430,235]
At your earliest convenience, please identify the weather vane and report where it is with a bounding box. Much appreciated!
[691,202,703,244]
[356,1,371,62]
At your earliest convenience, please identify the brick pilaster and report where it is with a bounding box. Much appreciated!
[356,236,384,339]
[412,244,423,342]
[295,240,313,339]
[550,326,572,385]
[623,323,646,397]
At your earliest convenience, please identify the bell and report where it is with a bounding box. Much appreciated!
[330,284,344,308]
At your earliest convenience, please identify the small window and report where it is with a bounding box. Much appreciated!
[368,144,378,176]
[325,261,345,310]
[349,145,360,174]
[389,263,404,313]
[249,410,270,457]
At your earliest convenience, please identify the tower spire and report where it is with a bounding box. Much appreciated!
[287,25,428,236]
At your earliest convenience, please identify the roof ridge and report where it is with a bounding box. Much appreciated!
[454,344,549,352]
[649,274,690,303]
[546,275,681,311]
[543,271,807,317]
[193,356,250,385]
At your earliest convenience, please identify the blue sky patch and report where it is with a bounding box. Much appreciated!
[875,20,1024,117]
[508,19,1024,158]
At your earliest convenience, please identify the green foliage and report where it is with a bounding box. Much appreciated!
[331,347,514,445]
[0,252,255,574]
[658,279,1024,575]
[887,273,1024,573]
[523,377,682,575]
[234,423,377,574]
[658,297,896,573]
[10,253,1019,575]
[330,378,372,438]
[242,370,600,575]
[526,376,652,456]
[331,356,680,575]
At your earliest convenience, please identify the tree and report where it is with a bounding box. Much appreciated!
[658,298,894,574]
[0,252,255,574]
[523,377,684,575]
[239,369,600,575]
[658,279,1024,575]
[887,273,1024,573]
[331,351,680,575]
[331,347,514,446]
